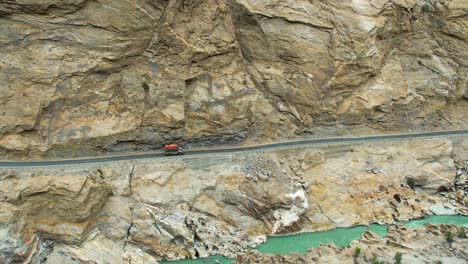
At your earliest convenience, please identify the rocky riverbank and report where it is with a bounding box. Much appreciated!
[0,137,467,263]
[235,224,467,264]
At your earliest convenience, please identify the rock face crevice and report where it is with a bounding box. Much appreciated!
[0,0,467,158]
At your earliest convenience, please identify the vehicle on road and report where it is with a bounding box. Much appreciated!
[164,144,184,156]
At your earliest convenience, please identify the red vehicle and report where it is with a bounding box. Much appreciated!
[164,144,184,156]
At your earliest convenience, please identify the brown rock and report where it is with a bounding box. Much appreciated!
[0,0,467,158]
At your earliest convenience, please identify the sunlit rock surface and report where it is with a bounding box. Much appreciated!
[0,0,467,158]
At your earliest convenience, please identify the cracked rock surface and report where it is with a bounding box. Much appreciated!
[0,0,467,158]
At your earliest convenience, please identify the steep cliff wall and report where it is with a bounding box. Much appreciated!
[1,138,467,262]
[0,0,467,157]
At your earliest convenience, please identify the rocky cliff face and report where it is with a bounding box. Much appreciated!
[0,0,467,157]
[1,138,467,263]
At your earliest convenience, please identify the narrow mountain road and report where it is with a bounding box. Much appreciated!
[0,129,467,167]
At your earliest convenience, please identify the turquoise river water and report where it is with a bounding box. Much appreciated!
[162,215,468,264]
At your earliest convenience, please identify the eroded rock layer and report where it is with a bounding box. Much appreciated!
[0,137,467,263]
[0,0,467,157]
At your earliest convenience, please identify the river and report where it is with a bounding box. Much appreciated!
[162,215,468,264]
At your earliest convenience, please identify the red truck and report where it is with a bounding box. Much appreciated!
[164,144,184,156]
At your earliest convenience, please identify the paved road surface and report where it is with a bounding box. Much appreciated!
[0,129,467,167]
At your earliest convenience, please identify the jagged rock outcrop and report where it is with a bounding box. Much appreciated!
[234,224,468,264]
[0,0,467,158]
[0,138,466,262]
[0,172,111,262]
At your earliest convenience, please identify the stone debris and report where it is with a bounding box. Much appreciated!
[242,156,277,182]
